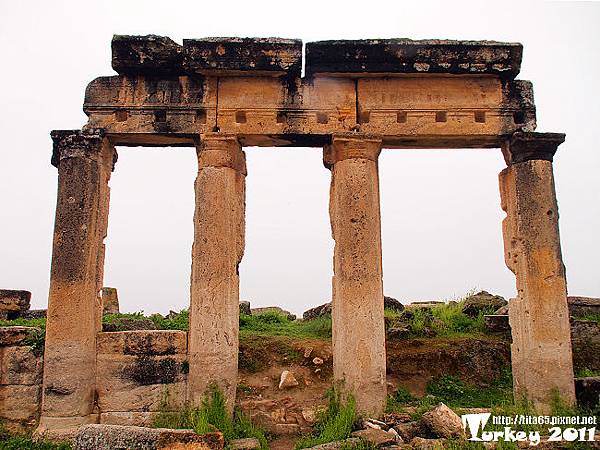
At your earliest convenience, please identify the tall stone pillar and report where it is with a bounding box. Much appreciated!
[40,129,116,430]
[500,132,575,412]
[324,134,386,416]
[188,133,245,412]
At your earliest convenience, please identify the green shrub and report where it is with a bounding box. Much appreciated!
[296,388,357,449]
[577,368,600,378]
[0,423,70,450]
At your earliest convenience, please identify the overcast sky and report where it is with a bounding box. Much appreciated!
[0,1,598,316]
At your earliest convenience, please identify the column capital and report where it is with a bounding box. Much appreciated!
[197,133,246,175]
[502,131,565,165]
[324,133,382,169]
[50,129,117,170]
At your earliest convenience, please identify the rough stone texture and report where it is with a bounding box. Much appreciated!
[502,132,565,164]
[278,370,299,389]
[74,424,223,450]
[101,287,120,315]
[239,301,251,316]
[102,318,157,332]
[461,291,507,317]
[351,428,397,447]
[183,38,302,77]
[229,438,261,450]
[0,290,31,319]
[325,135,386,416]
[304,296,403,321]
[0,326,40,346]
[569,296,600,317]
[571,319,600,373]
[112,35,183,76]
[575,377,600,410]
[410,437,446,450]
[188,134,245,412]
[500,157,575,411]
[41,130,115,429]
[306,39,522,78]
[420,403,463,439]
[304,438,361,450]
[483,314,510,333]
[20,309,47,320]
[0,385,42,425]
[96,331,187,414]
[0,346,43,385]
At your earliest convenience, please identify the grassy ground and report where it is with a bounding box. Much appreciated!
[0,425,70,450]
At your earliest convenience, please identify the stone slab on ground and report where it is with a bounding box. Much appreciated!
[420,403,464,439]
[229,438,261,449]
[351,428,398,447]
[74,424,224,450]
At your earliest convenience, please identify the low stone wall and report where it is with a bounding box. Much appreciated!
[96,330,188,426]
[0,327,43,430]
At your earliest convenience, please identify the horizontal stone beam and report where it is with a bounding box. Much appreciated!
[110,35,522,79]
[305,39,522,78]
[83,73,535,147]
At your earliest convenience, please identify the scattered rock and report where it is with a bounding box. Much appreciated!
[575,376,600,410]
[102,318,157,332]
[239,301,251,316]
[484,315,510,333]
[304,347,313,358]
[393,421,422,443]
[351,428,397,447]
[0,290,31,320]
[495,304,509,315]
[462,291,507,317]
[312,357,324,365]
[362,418,388,430]
[229,438,261,450]
[304,438,361,450]
[303,303,332,321]
[278,370,299,389]
[420,403,464,439]
[73,424,223,450]
[301,408,317,424]
[569,296,600,317]
[382,412,413,427]
[101,287,120,315]
[410,437,446,450]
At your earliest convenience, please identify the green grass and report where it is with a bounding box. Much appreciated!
[295,388,357,449]
[0,424,71,450]
[153,384,268,450]
[240,312,331,339]
[576,367,600,378]
[573,313,600,325]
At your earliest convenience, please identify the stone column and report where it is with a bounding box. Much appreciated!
[40,129,116,430]
[324,134,386,417]
[188,133,245,412]
[500,131,575,412]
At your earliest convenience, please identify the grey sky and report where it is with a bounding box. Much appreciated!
[0,1,598,316]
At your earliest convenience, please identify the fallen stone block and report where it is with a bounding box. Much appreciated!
[73,424,224,450]
[229,437,261,450]
[0,290,31,319]
[420,403,464,439]
[0,326,41,346]
[351,428,397,447]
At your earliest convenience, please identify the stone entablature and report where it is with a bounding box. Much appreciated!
[83,36,535,148]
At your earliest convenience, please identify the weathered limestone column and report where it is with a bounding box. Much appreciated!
[188,133,245,412]
[40,129,116,430]
[324,134,386,416]
[500,131,575,412]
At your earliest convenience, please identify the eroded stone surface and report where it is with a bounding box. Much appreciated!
[0,290,31,318]
[101,287,120,315]
[112,35,183,76]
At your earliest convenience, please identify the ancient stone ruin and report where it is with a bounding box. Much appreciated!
[32,36,577,432]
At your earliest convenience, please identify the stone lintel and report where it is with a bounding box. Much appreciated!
[50,129,117,170]
[198,133,246,175]
[112,35,183,76]
[324,134,382,169]
[183,38,302,77]
[306,39,522,78]
[503,131,566,165]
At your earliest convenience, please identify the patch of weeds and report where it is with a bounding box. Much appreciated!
[149,310,190,331]
[295,387,357,449]
[576,368,600,378]
[339,440,377,450]
[386,386,414,412]
[239,312,331,339]
[0,423,71,450]
[574,313,600,325]
[236,383,253,395]
[153,384,268,450]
